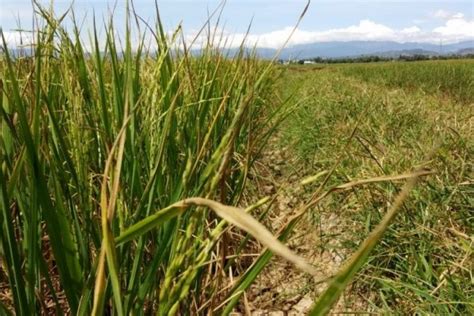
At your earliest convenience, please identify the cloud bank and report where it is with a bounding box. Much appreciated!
[2,13,473,49]
[187,14,474,49]
[2,31,35,48]
[431,9,465,20]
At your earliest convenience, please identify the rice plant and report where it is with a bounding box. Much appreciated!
[2,1,471,315]
[0,2,307,314]
[339,59,474,104]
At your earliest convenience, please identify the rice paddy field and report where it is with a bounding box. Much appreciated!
[0,7,473,315]
[269,60,473,314]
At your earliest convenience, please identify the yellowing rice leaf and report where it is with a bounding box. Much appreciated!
[117,197,319,276]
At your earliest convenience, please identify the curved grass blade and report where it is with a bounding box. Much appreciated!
[116,197,318,276]
[309,169,430,315]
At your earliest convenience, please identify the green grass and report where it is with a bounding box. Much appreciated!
[280,62,473,314]
[0,4,295,315]
[338,59,474,104]
[1,3,473,315]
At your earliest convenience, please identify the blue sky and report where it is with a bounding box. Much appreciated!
[1,1,473,48]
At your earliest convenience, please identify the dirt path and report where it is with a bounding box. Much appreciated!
[234,64,472,314]
[235,135,366,315]
[233,71,380,315]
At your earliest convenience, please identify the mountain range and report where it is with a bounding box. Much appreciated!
[251,40,474,60]
[4,40,473,60]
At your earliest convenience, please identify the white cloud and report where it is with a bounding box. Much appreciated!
[186,20,398,49]
[1,31,34,48]
[187,16,474,49]
[433,18,474,42]
[432,9,465,20]
[2,16,473,50]
[433,9,452,19]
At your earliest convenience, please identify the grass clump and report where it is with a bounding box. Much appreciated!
[0,3,292,314]
[280,63,473,314]
[339,59,474,104]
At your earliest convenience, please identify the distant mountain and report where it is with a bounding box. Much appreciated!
[457,47,474,55]
[1,47,34,57]
[364,48,440,58]
[258,40,474,59]
[4,40,473,60]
